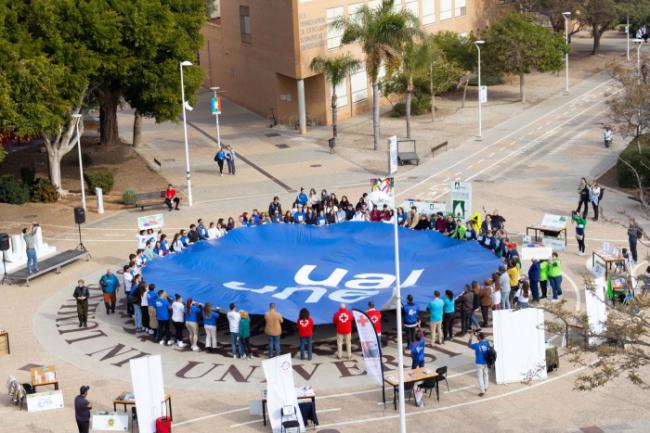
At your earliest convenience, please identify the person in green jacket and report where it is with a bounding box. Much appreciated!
[548,252,563,301]
[539,259,549,299]
[451,220,467,240]
[571,211,587,256]
[239,311,252,359]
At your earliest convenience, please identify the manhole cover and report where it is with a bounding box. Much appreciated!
[309,164,322,168]
[275,144,290,149]
[265,132,281,138]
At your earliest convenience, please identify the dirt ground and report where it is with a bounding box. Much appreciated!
[0,136,169,233]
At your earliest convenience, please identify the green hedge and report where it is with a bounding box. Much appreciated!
[85,168,114,194]
[0,175,30,204]
[30,178,59,203]
[617,135,650,188]
[391,95,432,117]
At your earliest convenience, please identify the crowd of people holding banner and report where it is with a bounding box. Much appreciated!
[93,186,569,365]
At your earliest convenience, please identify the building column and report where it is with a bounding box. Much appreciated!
[297,79,307,135]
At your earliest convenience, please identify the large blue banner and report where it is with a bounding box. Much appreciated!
[143,222,501,324]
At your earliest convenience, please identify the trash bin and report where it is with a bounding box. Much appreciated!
[328,138,336,154]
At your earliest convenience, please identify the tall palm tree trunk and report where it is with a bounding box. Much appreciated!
[372,80,380,151]
[406,77,413,138]
[332,91,338,139]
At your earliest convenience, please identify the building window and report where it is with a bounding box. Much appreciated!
[349,3,364,24]
[326,6,344,49]
[455,0,466,16]
[422,0,435,24]
[405,0,419,17]
[350,66,368,103]
[239,6,251,44]
[331,78,348,108]
[440,0,452,20]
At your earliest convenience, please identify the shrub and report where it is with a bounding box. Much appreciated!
[617,135,650,188]
[0,175,30,204]
[123,189,137,205]
[391,95,432,117]
[20,166,36,186]
[467,72,504,86]
[84,168,114,194]
[30,178,59,203]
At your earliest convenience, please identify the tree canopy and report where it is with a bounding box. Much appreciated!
[483,13,567,103]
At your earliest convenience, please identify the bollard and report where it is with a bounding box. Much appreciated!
[95,187,105,214]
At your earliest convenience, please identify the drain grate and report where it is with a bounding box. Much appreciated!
[265,132,281,138]
[275,144,290,149]
[309,164,322,168]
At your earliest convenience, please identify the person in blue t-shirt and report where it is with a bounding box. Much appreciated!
[293,205,306,224]
[442,290,456,341]
[403,294,420,344]
[409,330,426,369]
[202,302,219,353]
[469,331,490,396]
[99,269,120,315]
[296,187,308,206]
[154,291,171,344]
[146,284,158,337]
[427,291,445,345]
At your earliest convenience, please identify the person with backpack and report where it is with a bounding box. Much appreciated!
[468,331,493,397]
[214,147,226,176]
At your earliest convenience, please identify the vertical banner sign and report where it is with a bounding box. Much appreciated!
[388,135,398,174]
[353,309,384,386]
[129,355,165,433]
[479,85,488,104]
[211,96,222,114]
[262,354,305,433]
[368,177,395,210]
[449,180,472,219]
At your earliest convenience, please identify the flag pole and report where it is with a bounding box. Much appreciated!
[393,181,407,433]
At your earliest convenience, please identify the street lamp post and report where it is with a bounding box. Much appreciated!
[180,60,194,207]
[475,40,485,141]
[72,113,86,211]
[210,86,222,149]
[626,15,631,62]
[563,12,571,94]
[633,38,643,74]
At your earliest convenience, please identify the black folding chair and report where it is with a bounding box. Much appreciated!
[433,366,450,401]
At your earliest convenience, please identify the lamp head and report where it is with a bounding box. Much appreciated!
[474,40,485,48]
[209,86,220,91]
[184,101,194,112]
[71,114,82,119]
[180,60,193,67]
[562,11,571,16]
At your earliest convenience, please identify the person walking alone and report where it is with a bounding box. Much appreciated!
[264,303,283,358]
[468,331,490,397]
[214,147,226,176]
[73,279,90,328]
[333,303,353,360]
[627,217,644,263]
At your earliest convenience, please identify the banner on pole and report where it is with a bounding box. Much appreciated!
[137,214,165,230]
[211,96,222,115]
[129,355,165,433]
[449,180,472,219]
[479,85,488,104]
[388,136,398,174]
[262,354,305,433]
[353,309,383,386]
[369,177,395,210]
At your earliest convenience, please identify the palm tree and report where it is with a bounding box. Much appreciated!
[334,0,419,150]
[310,54,361,148]
[401,35,433,138]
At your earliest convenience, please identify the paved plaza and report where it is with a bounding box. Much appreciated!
[1,32,649,433]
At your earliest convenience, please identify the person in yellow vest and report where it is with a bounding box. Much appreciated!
[539,259,549,299]
[548,252,563,301]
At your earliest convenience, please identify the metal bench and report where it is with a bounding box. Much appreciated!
[134,191,165,211]
[397,139,420,166]
[3,248,90,286]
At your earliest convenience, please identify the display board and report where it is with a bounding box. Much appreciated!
[262,354,305,433]
[449,181,472,219]
[92,412,129,431]
[493,308,547,384]
[129,355,165,433]
[26,390,64,413]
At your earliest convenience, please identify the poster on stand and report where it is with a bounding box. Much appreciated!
[449,181,472,219]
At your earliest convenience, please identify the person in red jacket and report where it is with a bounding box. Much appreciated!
[333,303,353,360]
[365,301,382,346]
[164,184,180,211]
[369,205,382,222]
[297,308,314,361]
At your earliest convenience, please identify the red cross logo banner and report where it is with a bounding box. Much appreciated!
[339,313,349,323]
[352,309,383,386]
[370,315,379,323]
[357,315,369,327]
